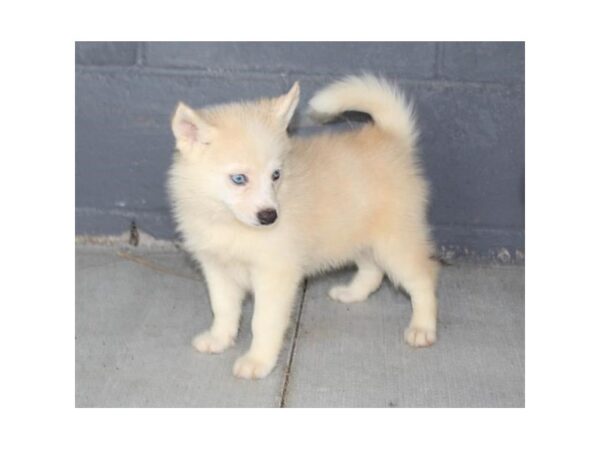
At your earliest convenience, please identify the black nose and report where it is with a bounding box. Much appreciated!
[257,208,278,225]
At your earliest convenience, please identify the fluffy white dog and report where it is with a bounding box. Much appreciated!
[168,75,439,379]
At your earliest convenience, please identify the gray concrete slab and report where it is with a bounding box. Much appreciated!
[76,246,297,407]
[283,265,524,407]
[76,245,524,407]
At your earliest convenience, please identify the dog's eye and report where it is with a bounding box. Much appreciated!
[230,174,248,185]
[272,170,281,181]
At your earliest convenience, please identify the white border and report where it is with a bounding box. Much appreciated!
[3,1,599,448]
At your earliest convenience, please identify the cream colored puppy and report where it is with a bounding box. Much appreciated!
[168,75,439,379]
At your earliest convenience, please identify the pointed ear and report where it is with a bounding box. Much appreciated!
[273,82,300,128]
[171,102,214,152]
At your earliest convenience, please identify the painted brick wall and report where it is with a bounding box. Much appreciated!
[75,42,524,261]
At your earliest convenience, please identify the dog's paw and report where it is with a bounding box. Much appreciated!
[233,354,276,379]
[404,325,437,347]
[192,331,234,354]
[328,285,368,304]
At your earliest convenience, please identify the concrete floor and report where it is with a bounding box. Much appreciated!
[76,244,524,407]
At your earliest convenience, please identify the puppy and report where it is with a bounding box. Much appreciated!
[168,75,439,379]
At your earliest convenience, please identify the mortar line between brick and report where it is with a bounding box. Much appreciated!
[434,42,442,79]
[278,278,308,408]
[136,42,146,66]
[75,65,522,89]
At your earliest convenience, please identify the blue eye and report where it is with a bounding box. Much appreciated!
[230,174,248,185]
[272,170,281,181]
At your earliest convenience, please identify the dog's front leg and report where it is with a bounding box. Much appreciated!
[192,258,245,354]
[233,267,301,379]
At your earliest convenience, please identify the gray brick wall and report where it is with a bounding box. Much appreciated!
[75,42,524,261]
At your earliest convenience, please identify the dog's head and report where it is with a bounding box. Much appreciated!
[170,83,300,227]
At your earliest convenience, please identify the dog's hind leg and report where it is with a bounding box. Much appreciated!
[374,237,439,347]
[328,256,384,303]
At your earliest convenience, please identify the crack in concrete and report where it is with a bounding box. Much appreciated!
[279,279,308,408]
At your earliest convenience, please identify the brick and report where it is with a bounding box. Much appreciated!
[145,42,437,79]
[438,42,524,82]
[411,81,524,229]
[76,42,139,66]
[75,208,175,238]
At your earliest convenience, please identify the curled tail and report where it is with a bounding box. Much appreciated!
[308,74,418,148]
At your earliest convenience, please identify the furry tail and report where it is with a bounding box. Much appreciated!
[308,74,418,147]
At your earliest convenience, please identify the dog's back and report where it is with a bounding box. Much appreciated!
[280,76,432,273]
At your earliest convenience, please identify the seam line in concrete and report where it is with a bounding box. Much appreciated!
[278,278,308,408]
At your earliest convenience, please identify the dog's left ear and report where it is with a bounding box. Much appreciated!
[273,82,300,128]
